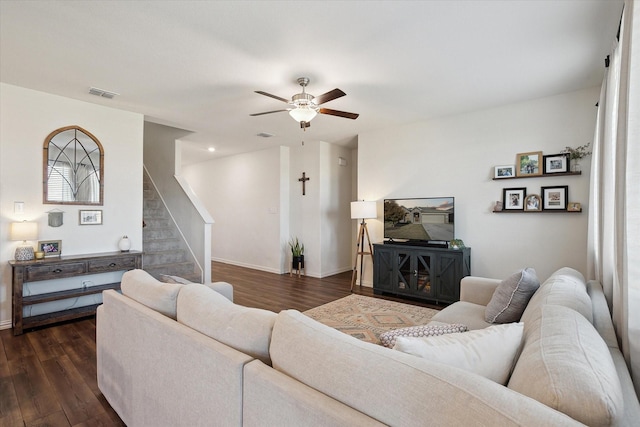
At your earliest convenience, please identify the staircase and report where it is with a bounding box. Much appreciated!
[143,170,201,282]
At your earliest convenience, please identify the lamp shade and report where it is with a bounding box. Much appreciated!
[289,106,318,123]
[351,201,377,220]
[10,221,38,241]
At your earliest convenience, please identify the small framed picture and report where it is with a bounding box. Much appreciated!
[516,151,543,177]
[525,194,542,211]
[567,202,582,212]
[38,240,62,257]
[494,165,515,179]
[503,187,527,210]
[543,153,570,174]
[79,209,103,225]
[541,186,569,210]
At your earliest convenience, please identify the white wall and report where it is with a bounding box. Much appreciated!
[183,146,287,273]
[0,83,144,328]
[183,141,353,278]
[358,87,599,284]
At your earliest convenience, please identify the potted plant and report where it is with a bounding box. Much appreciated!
[289,237,304,270]
[561,143,592,172]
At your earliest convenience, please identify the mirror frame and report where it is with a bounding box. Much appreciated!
[43,125,104,206]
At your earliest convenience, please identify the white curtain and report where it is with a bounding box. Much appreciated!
[587,0,640,395]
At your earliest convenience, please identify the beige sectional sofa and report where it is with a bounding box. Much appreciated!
[97,268,639,426]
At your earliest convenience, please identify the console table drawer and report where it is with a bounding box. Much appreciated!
[25,262,87,281]
[88,255,138,273]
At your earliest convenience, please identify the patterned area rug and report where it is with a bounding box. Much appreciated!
[304,294,439,345]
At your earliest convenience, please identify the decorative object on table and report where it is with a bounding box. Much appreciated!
[524,194,542,211]
[493,200,503,212]
[449,239,466,249]
[10,221,38,261]
[503,187,527,210]
[46,209,64,227]
[515,151,543,177]
[350,200,377,290]
[561,143,592,172]
[542,153,570,174]
[79,209,102,225]
[35,251,45,259]
[494,165,515,179]
[567,202,582,212]
[38,239,62,257]
[118,235,131,252]
[289,237,305,277]
[541,186,569,211]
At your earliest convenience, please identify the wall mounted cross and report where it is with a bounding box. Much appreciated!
[298,172,310,195]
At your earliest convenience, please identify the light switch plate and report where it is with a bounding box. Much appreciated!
[14,201,24,214]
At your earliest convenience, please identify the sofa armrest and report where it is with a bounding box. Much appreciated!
[206,281,234,302]
[460,277,501,306]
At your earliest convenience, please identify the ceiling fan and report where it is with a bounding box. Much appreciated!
[250,77,359,130]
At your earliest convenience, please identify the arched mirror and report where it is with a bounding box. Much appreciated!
[43,125,104,205]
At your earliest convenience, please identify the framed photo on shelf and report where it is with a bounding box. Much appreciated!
[543,153,570,174]
[568,202,582,212]
[38,240,62,257]
[503,187,527,210]
[524,194,542,211]
[79,209,103,225]
[494,165,515,179]
[516,151,543,177]
[541,186,569,210]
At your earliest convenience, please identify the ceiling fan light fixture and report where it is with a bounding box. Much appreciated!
[289,106,318,123]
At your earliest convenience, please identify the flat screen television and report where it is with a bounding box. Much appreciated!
[383,197,454,244]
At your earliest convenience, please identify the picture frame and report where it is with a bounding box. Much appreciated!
[541,186,569,210]
[79,209,103,225]
[494,165,515,179]
[503,187,527,210]
[524,194,542,211]
[543,153,570,174]
[567,202,582,212]
[38,240,62,257]
[516,151,543,177]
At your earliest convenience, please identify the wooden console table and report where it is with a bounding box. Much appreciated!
[9,250,142,335]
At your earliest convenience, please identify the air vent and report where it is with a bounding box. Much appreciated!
[89,87,119,99]
[256,132,274,138]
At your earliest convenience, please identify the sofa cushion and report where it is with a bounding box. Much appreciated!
[120,269,182,319]
[485,268,539,323]
[520,268,593,324]
[508,304,623,426]
[394,323,523,385]
[379,322,467,348]
[176,283,276,365]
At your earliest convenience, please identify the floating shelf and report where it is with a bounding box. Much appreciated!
[493,171,581,180]
[493,209,582,213]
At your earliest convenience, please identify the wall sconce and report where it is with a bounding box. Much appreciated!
[11,221,38,261]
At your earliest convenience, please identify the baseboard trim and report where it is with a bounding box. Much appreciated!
[211,258,282,275]
[0,319,12,331]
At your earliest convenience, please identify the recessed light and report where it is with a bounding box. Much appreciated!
[257,132,274,138]
[208,147,215,152]
[89,87,119,99]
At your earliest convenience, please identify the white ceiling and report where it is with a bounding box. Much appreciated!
[0,1,623,165]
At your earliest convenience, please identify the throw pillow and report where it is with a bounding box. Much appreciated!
[393,322,524,385]
[485,268,539,323]
[379,322,468,348]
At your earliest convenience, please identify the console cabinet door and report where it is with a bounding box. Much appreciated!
[373,247,394,291]
[435,253,462,303]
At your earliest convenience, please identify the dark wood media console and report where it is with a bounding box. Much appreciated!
[373,243,470,304]
[9,250,142,335]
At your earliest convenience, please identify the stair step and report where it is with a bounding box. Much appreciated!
[144,250,188,266]
[143,217,172,228]
[144,262,198,279]
[144,227,179,239]
[143,238,182,251]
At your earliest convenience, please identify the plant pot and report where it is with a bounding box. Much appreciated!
[571,162,581,173]
[292,255,304,270]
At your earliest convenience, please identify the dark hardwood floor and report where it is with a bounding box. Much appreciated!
[1,262,440,426]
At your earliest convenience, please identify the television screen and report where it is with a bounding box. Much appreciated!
[384,197,454,242]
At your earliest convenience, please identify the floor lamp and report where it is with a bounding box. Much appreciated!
[350,201,377,291]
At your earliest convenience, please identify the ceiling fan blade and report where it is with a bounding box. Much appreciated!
[313,88,346,105]
[250,109,289,116]
[255,90,290,103]
[319,108,359,120]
